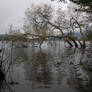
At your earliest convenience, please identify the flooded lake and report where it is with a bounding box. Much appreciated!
[0,41,92,92]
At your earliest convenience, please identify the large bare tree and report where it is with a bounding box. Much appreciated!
[24,3,88,48]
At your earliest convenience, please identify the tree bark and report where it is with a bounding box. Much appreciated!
[66,40,73,47]
[68,36,78,48]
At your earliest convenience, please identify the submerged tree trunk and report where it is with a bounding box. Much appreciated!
[82,41,86,48]
[72,39,78,48]
[39,38,45,48]
[68,36,78,48]
[65,40,73,47]
[48,21,74,47]
[78,40,83,47]
[72,17,86,48]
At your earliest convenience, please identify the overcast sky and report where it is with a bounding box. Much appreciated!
[0,0,69,34]
[0,0,51,34]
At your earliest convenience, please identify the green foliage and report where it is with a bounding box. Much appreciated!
[8,81,19,85]
[51,0,92,13]
[7,25,28,41]
[70,0,92,5]
[24,4,54,47]
[70,0,92,13]
[86,29,92,41]
[24,4,53,37]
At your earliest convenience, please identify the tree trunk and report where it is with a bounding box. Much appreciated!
[66,40,73,47]
[82,41,86,48]
[39,38,45,48]
[78,40,83,47]
[72,17,86,48]
[48,21,74,47]
[68,36,78,48]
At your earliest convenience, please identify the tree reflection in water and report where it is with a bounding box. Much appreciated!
[23,44,92,92]
[67,48,92,92]
[0,42,15,92]
[0,41,92,92]
[23,48,53,89]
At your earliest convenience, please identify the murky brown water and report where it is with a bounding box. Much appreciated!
[0,41,92,92]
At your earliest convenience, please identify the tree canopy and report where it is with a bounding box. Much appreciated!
[51,0,92,13]
[70,0,92,13]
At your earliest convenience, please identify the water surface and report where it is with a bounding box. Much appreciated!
[0,41,92,92]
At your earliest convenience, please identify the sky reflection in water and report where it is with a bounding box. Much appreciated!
[0,41,92,92]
